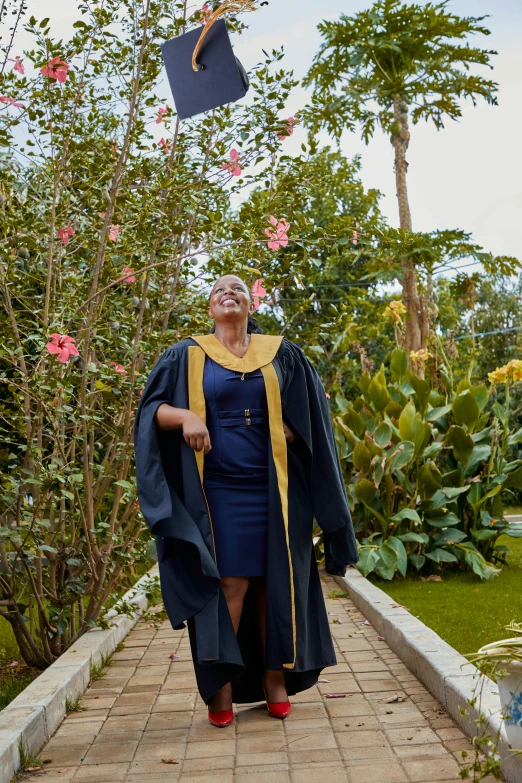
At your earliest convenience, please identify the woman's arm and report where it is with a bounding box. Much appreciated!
[155,404,211,454]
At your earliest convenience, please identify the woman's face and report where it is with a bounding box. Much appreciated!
[208,275,254,325]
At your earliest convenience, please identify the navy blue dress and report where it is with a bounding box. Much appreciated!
[203,357,269,577]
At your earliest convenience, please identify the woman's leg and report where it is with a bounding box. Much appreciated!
[253,578,287,703]
[208,576,250,712]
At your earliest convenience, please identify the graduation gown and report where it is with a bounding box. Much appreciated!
[134,334,358,703]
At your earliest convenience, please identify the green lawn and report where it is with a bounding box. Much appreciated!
[372,534,522,656]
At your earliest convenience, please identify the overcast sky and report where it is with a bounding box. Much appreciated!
[16,0,522,271]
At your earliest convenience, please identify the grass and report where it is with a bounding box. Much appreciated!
[372,535,522,656]
[65,696,83,713]
[89,652,111,682]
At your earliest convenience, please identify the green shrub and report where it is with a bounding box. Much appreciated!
[332,348,522,580]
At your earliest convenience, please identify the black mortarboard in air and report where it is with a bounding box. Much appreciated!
[161,18,250,121]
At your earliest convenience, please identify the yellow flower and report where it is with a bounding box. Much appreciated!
[488,360,522,385]
[383,300,407,324]
[410,349,432,363]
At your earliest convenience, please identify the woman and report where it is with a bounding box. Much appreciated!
[134,274,357,727]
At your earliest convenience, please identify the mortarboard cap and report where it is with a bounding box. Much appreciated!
[161,2,257,121]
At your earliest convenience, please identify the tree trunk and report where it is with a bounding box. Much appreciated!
[391,94,426,355]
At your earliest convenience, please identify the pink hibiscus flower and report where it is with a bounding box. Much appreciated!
[46,334,79,363]
[9,56,25,75]
[58,222,75,246]
[40,56,70,83]
[0,95,24,108]
[278,116,296,141]
[122,266,136,283]
[264,216,290,251]
[325,392,331,399]
[251,278,267,310]
[158,137,170,154]
[155,104,170,124]
[108,225,120,241]
[222,148,242,176]
[110,362,127,376]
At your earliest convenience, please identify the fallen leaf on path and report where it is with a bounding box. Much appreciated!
[325,693,347,699]
[161,758,179,764]
[25,767,42,772]
[333,618,342,624]
[381,694,407,703]
[420,575,443,582]
[391,604,409,610]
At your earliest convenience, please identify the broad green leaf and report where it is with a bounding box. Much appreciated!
[505,524,522,538]
[335,394,349,414]
[452,390,479,428]
[426,404,451,421]
[378,542,398,571]
[423,442,443,460]
[398,402,424,454]
[354,478,377,504]
[357,546,379,577]
[390,349,408,382]
[440,486,470,500]
[418,464,442,497]
[408,372,431,410]
[352,441,372,472]
[374,421,392,448]
[367,373,390,412]
[508,428,522,446]
[503,464,522,490]
[387,441,415,471]
[433,529,467,546]
[425,512,460,528]
[114,479,133,489]
[425,548,458,563]
[446,425,474,465]
[398,532,429,544]
[408,554,426,570]
[386,536,408,576]
[471,383,489,412]
[471,529,497,541]
[344,407,364,437]
[391,508,421,523]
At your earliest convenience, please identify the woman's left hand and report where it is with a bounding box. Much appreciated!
[283,423,295,443]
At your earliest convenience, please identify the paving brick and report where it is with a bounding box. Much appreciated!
[402,757,461,781]
[73,762,129,781]
[33,573,487,783]
[291,767,349,783]
[82,739,138,764]
[345,762,408,782]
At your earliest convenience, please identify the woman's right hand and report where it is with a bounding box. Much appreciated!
[181,411,212,454]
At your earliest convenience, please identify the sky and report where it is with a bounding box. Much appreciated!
[15,0,522,272]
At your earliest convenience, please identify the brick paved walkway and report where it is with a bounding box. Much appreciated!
[34,572,483,783]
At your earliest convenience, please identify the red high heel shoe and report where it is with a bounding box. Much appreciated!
[262,682,292,719]
[208,707,234,727]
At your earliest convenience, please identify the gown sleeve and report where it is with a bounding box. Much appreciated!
[134,348,179,534]
[280,341,358,576]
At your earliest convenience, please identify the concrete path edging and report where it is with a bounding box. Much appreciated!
[0,564,159,783]
[334,567,522,783]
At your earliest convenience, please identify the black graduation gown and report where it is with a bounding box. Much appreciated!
[134,334,358,704]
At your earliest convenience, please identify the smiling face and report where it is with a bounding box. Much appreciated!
[208,275,254,326]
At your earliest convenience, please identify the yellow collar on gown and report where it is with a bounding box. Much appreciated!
[192,333,283,373]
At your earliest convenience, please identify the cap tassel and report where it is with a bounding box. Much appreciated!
[192,0,258,72]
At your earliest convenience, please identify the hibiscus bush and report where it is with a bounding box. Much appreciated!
[0,0,326,667]
[332,336,522,581]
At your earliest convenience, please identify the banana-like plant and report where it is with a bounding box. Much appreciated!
[332,348,522,580]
